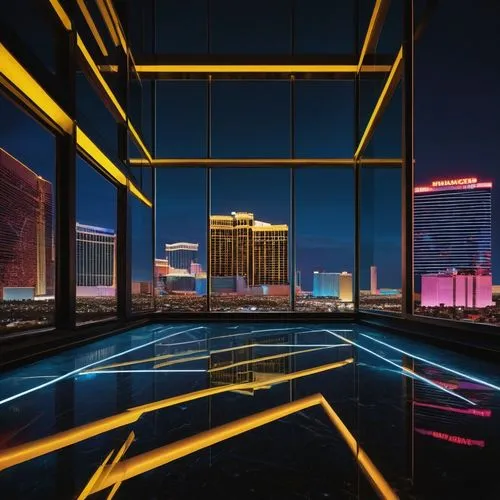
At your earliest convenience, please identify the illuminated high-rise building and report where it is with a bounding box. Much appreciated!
[76,223,116,286]
[210,212,288,287]
[0,148,53,299]
[313,271,352,302]
[370,265,378,295]
[414,177,492,278]
[165,242,198,271]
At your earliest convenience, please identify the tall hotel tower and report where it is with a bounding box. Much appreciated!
[165,242,199,271]
[414,177,492,279]
[0,148,53,299]
[76,223,116,286]
[210,212,288,286]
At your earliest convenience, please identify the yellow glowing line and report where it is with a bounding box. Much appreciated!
[129,158,402,167]
[153,354,209,369]
[358,0,390,71]
[77,35,126,121]
[78,35,152,164]
[0,44,73,134]
[207,347,328,374]
[96,0,120,46]
[104,0,128,52]
[76,448,115,500]
[98,431,134,499]
[100,65,392,74]
[133,64,392,74]
[128,180,153,208]
[85,349,206,372]
[129,123,152,163]
[76,127,127,184]
[76,0,109,57]
[90,394,397,499]
[355,47,403,160]
[49,0,72,30]
[0,359,352,472]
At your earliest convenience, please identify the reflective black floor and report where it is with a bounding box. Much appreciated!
[0,323,499,499]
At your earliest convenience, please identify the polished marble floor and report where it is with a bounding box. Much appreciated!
[0,323,499,499]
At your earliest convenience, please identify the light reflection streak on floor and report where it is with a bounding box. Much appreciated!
[360,333,500,392]
[0,326,204,407]
[325,330,477,406]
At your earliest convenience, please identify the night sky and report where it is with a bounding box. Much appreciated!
[1,1,499,290]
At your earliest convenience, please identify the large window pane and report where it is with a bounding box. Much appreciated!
[157,82,207,159]
[0,93,55,334]
[414,2,499,325]
[360,167,402,312]
[156,168,207,312]
[210,168,290,312]
[295,168,354,312]
[211,81,290,158]
[295,81,354,158]
[76,157,117,324]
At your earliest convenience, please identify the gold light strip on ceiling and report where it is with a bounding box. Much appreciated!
[96,0,120,46]
[76,127,126,184]
[103,0,128,52]
[354,47,403,160]
[76,36,152,163]
[89,394,397,499]
[49,0,72,30]
[76,35,126,120]
[0,43,73,134]
[99,64,392,74]
[358,0,391,71]
[128,158,403,167]
[128,181,153,208]
[76,0,109,57]
[205,347,328,374]
[130,64,391,74]
[0,359,352,472]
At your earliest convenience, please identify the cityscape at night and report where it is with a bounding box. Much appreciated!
[1,1,500,499]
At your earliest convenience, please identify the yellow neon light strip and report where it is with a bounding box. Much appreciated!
[49,0,72,30]
[90,394,397,499]
[128,181,153,208]
[133,64,391,74]
[99,64,392,74]
[76,127,126,184]
[0,44,73,134]
[96,0,120,46]
[205,347,327,374]
[76,37,152,163]
[129,158,403,167]
[355,47,403,160]
[358,0,391,71]
[76,448,115,500]
[84,349,206,372]
[0,359,352,472]
[153,354,209,369]
[76,0,109,57]
[129,123,152,162]
[76,35,126,121]
[104,0,128,52]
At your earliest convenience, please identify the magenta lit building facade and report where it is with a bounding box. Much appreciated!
[0,148,54,299]
[421,273,493,308]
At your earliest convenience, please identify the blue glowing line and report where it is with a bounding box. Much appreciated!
[81,369,207,374]
[0,326,204,407]
[360,334,500,392]
[325,330,476,406]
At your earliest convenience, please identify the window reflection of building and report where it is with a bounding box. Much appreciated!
[210,335,288,395]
